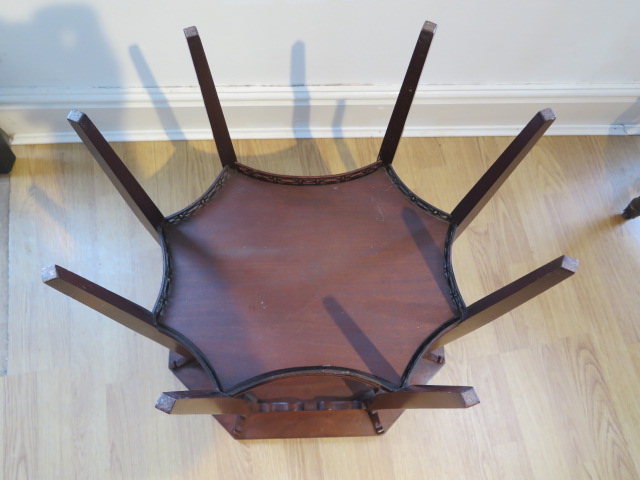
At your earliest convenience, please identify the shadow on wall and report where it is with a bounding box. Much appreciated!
[127,35,359,207]
[290,40,357,171]
[290,40,312,138]
[0,5,120,135]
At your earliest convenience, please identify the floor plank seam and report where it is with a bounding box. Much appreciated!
[0,173,10,376]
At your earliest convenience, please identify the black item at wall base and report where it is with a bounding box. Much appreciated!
[622,196,640,219]
[0,129,16,174]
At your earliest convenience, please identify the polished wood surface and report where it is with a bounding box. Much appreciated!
[2,135,639,477]
[184,27,237,168]
[429,255,577,350]
[161,166,453,388]
[450,109,556,237]
[41,265,193,358]
[67,110,164,241]
[378,20,436,166]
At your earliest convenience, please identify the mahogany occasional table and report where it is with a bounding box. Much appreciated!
[42,21,577,439]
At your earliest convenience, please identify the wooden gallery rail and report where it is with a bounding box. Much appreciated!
[42,21,578,439]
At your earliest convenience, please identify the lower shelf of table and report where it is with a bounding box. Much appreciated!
[213,408,405,439]
[166,349,445,439]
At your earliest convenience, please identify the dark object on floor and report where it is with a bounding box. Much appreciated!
[0,129,16,174]
[622,196,640,219]
[41,21,578,439]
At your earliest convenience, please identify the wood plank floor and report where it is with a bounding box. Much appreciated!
[1,135,639,479]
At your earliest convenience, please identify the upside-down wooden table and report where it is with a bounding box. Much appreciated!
[42,21,577,439]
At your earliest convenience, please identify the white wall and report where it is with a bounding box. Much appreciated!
[2,1,640,143]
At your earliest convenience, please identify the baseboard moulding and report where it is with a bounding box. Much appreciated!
[1,83,638,144]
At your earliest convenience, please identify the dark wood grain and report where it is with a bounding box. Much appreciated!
[366,385,479,410]
[41,265,193,358]
[214,408,403,439]
[156,388,379,416]
[67,110,164,241]
[184,26,237,168]
[378,21,436,165]
[429,255,578,350]
[159,167,454,390]
[450,108,556,237]
[165,363,406,437]
[155,390,257,415]
[235,161,381,185]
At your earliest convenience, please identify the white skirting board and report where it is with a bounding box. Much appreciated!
[1,83,640,145]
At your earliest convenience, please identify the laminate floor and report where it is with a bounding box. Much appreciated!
[1,135,639,479]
